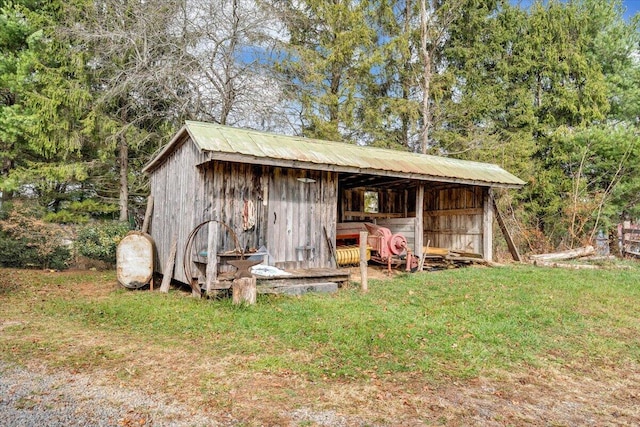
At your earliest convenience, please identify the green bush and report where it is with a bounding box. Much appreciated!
[0,201,72,270]
[76,222,130,263]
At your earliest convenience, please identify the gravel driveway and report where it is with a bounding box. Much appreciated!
[0,362,233,427]
[0,362,360,427]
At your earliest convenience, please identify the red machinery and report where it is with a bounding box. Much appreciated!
[364,223,416,272]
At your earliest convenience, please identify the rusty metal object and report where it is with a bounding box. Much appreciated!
[335,245,371,266]
[227,259,263,279]
[364,223,408,261]
[182,220,242,285]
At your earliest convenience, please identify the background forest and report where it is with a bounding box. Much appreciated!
[0,0,638,267]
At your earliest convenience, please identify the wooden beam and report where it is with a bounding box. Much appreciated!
[344,211,404,218]
[492,196,522,262]
[159,235,177,293]
[359,231,368,293]
[141,195,154,234]
[425,230,483,235]
[205,221,218,295]
[415,184,424,260]
[482,189,494,261]
[198,155,523,189]
[424,208,483,216]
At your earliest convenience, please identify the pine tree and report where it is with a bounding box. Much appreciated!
[266,0,377,141]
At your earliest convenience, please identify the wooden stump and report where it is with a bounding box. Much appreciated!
[232,277,257,305]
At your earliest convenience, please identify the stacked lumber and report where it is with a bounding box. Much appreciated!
[420,246,487,271]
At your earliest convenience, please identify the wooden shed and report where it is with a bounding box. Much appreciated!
[143,121,524,288]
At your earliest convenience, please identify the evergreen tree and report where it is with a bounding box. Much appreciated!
[0,0,113,221]
[266,0,377,141]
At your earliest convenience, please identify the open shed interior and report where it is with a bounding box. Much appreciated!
[337,171,489,258]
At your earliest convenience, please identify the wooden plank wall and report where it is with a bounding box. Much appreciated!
[266,168,338,270]
[423,186,486,254]
[341,187,408,220]
[149,137,207,284]
[200,162,268,255]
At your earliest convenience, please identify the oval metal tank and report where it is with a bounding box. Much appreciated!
[116,231,154,289]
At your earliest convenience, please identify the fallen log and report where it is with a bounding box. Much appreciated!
[532,260,631,270]
[533,260,601,270]
[530,245,595,262]
[580,255,617,262]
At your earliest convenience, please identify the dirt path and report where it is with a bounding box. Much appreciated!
[2,358,639,426]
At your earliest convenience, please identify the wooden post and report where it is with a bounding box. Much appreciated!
[159,235,177,293]
[359,231,368,293]
[190,277,201,299]
[415,184,425,261]
[205,221,218,295]
[232,277,257,305]
[141,195,154,234]
[482,189,494,262]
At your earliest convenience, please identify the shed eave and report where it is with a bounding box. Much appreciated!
[196,152,524,189]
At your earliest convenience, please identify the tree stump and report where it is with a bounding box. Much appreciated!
[232,277,257,305]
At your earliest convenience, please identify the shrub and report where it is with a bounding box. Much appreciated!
[0,200,72,269]
[76,221,130,263]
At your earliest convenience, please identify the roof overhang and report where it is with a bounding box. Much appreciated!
[194,151,523,189]
[144,121,526,189]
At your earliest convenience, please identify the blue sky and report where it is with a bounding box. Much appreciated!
[623,0,640,19]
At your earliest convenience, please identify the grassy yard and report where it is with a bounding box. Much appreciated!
[1,264,639,424]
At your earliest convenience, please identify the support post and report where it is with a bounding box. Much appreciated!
[359,231,368,293]
[232,277,257,305]
[482,188,494,262]
[159,235,177,293]
[415,184,424,261]
[141,195,154,234]
[205,221,218,295]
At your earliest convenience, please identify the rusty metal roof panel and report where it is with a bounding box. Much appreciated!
[180,121,525,187]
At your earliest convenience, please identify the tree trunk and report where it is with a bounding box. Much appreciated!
[119,133,129,222]
[419,0,432,155]
[530,245,595,262]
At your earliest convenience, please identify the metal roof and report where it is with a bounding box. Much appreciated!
[144,121,525,188]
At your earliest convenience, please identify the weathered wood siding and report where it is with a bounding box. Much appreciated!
[197,162,338,272]
[266,168,338,270]
[199,162,268,256]
[150,147,338,284]
[149,136,207,284]
[149,136,496,284]
[423,186,491,257]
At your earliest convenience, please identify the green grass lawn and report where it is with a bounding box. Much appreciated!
[2,264,638,382]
